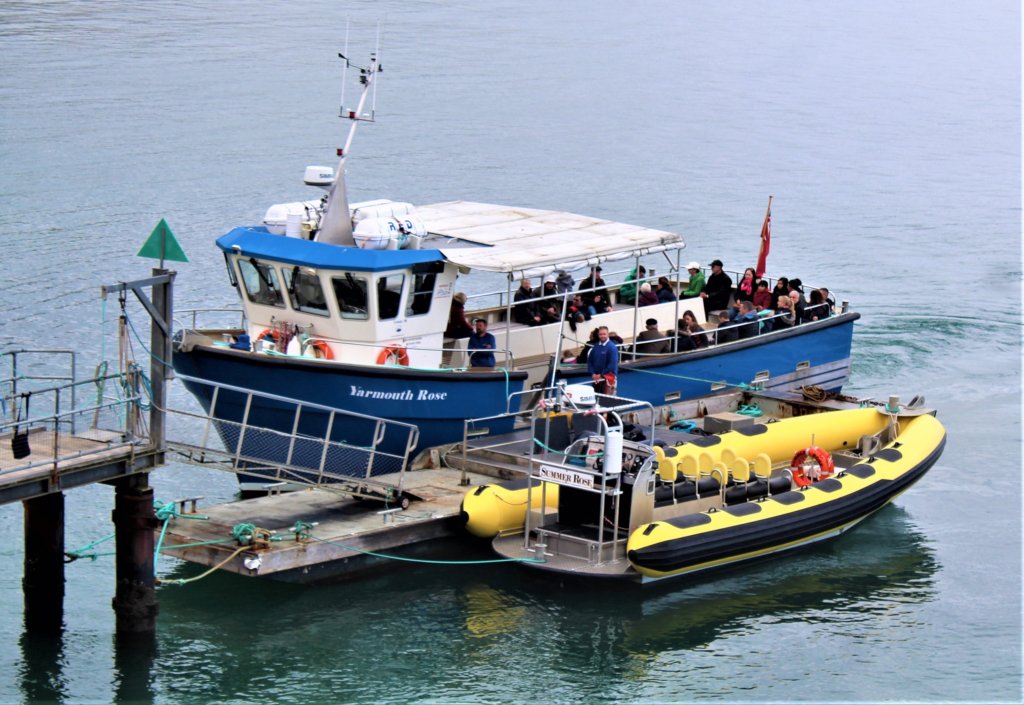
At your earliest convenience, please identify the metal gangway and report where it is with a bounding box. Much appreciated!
[166,374,420,505]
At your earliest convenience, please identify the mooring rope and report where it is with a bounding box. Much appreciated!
[630,366,751,390]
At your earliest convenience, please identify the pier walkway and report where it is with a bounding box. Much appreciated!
[0,352,159,504]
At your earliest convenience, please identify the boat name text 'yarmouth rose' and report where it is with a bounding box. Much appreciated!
[348,386,449,401]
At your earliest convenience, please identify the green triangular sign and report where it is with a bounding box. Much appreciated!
[137,218,188,263]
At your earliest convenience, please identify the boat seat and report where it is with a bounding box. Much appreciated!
[533,414,572,452]
[654,445,679,482]
[752,452,773,481]
[731,457,751,484]
[697,451,715,475]
[720,448,737,468]
[570,412,603,442]
[678,454,700,484]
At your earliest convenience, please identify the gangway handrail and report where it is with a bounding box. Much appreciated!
[169,373,420,499]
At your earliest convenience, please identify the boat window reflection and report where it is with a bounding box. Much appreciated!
[283,267,329,317]
[238,259,285,307]
[406,272,436,317]
[377,273,404,320]
[331,273,369,319]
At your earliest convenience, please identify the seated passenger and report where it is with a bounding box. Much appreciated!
[676,310,707,350]
[804,289,831,322]
[555,269,575,293]
[655,276,676,303]
[637,282,659,307]
[753,280,772,311]
[735,300,760,339]
[535,276,562,323]
[619,266,646,305]
[513,278,544,326]
[819,287,837,313]
[681,262,705,298]
[770,276,790,310]
[635,318,669,355]
[578,266,612,316]
[565,294,592,332]
[575,328,600,366]
[773,295,796,329]
[714,311,739,344]
[735,267,758,303]
[788,279,807,322]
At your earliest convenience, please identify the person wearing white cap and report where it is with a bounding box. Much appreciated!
[681,261,705,298]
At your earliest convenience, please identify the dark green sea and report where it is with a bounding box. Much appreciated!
[1,1,1020,703]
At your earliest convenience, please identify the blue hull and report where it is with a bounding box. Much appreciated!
[560,313,859,405]
[172,349,529,458]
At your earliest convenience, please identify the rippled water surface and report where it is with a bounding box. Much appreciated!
[0,1,1020,703]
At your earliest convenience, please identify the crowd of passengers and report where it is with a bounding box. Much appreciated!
[445,259,837,353]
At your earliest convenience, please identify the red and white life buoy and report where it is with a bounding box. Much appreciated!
[257,328,281,342]
[790,446,835,487]
[376,346,410,366]
[305,339,335,360]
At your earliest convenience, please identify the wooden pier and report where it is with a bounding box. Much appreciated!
[158,467,499,583]
[1,270,174,637]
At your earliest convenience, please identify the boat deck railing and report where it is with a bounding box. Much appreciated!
[1,349,152,481]
[174,307,248,332]
[166,374,419,501]
[456,385,656,485]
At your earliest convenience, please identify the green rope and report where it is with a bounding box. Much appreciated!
[630,366,750,390]
[531,437,603,458]
[123,311,173,369]
[65,532,116,562]
[292,520,315,540]
[153,500,211,573]
[306,533,545,565]
[737,404,763,417]
[232,523,259,545]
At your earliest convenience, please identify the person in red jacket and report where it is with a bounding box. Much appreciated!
[753,280,772,311]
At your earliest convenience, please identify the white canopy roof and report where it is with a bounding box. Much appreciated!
[416,200,685,278]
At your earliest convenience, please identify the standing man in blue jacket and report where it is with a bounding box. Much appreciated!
[467,318,497,368]
[587,325,619,395]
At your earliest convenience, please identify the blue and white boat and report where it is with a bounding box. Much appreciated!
[173,52,859,479]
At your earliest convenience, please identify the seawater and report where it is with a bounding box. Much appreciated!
[1,1,1020,703]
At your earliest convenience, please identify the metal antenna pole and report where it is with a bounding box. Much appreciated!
[371,20,382,117]
[339,20,350,116]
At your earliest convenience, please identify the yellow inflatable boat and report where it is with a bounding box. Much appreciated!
[479,402,946,583]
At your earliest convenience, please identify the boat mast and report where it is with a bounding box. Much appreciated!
[317,29,382,246]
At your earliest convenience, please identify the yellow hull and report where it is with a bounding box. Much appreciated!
[627,411,946,579]
[462,480,559,538]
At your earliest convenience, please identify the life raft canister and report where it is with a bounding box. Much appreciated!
[376,345,410,366]
[790,446,835,487]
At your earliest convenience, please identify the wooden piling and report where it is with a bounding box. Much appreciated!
[111,475,158,634]
[22,491,65,635]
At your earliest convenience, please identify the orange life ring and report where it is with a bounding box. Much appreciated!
[790,446,835,487]
[257,328,281,342]
[376,345,410,366]
[307,339,335,360]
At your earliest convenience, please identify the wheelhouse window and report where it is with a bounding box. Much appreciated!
[331,273,369,320]
[405,261,444,318]
[377,274,405,320]
[238,259,285,307]
[406,273,436,317]
[283,267,329,317]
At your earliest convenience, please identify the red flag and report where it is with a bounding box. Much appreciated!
[755,196,772,278]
